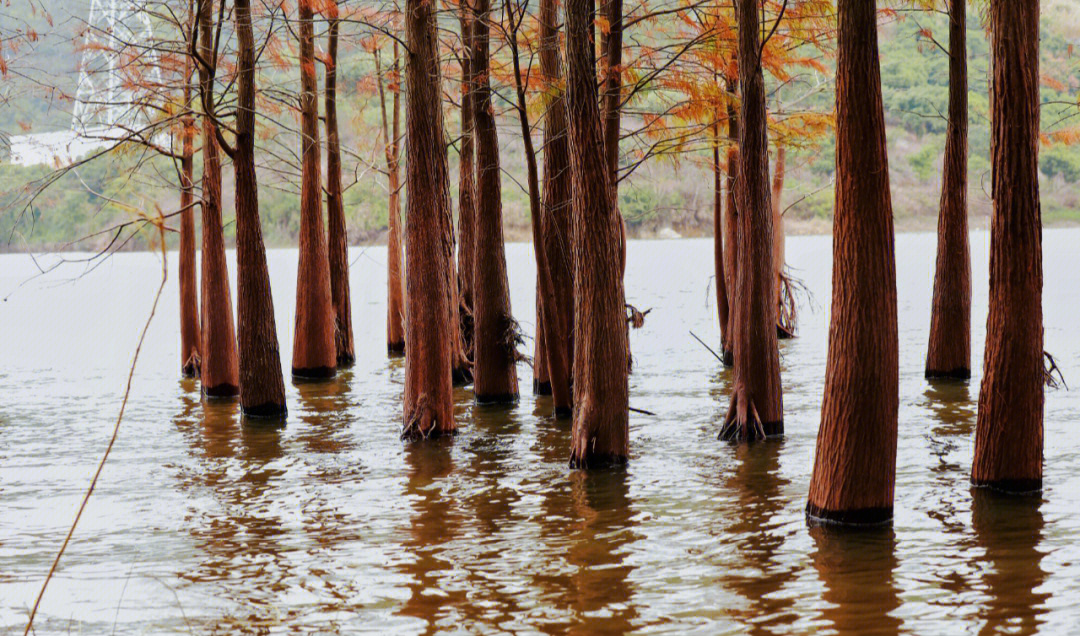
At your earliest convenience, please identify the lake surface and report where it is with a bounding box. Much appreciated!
[2,231,1079,634]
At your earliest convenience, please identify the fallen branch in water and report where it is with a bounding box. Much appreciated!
[629,406,657,416]
[25,215,168,636]
[1045,351,1068,390]
[689,330,724,364]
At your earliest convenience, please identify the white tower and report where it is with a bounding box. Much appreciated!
[70,0,162,135]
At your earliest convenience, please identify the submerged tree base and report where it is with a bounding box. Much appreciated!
[719,419,783,441]
[452,366,474,387]
[387,341,405,356]
[337,352,356,369]
[926,367,972,381]
[806,503,893,527]
[242,401,288,419]
[972,478,1042,495]
[475,392,519,405]
[534,380,553,396]
[203,383,239,399]
[568,452,628,470]
[292,366,336,380]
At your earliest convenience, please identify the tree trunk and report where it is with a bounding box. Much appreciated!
[539,0,575,407]
[721,93,739,367]
[402,0,456,439]
[772,145,792,339]
[565,0,629,467]
[325,7,355,368]
[376,45,405,354]
[807,0,899,525]
[179,38,200,378]
[233,0,287,417]
[712,119,730,361]
[196,0,239,398]
[600,0,623,186]
[508,0,571,415]
[457,3,477,357]
[972,0,1043,493]
[469,0,518,403]
[720,0,783,442]
[926,0,971,380]
[292,0,337,379]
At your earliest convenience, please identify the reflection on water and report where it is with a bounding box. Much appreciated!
[3,236,1080,633]
[810,526,901,634]
[721,441,797,634]
[972,491,1048,635]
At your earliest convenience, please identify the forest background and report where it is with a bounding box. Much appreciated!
[1,0,1079,251]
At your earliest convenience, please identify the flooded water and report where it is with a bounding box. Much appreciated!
[2,230,1079,634]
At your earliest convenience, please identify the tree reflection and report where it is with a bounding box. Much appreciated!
[723,440,797,634]
[532,466,639,635]
[972,490,1048,635]
[809,525,901,634]
[397,439,467,635]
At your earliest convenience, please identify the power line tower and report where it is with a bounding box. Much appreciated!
[71,0,162,135]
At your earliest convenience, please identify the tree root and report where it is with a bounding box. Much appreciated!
[401,396,452,441]
[719,386,766,442]
[625,303,651,329]
[777,269,810,338]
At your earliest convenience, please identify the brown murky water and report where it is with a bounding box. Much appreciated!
[2,231,1079,634]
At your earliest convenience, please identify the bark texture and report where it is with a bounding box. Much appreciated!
[179,49,200,378]
[325,10,355,368]
[469,0,519,403]
[376,46,405,354]
[292,0,337,379]
[196,0,239,398]
[457,3,477,356]
[713,120,730,361]
[402,0,456,438]
[538,0,575,407]
[565,0,629,467]
[720,0,782,442]
[807,0,898,525]
[972,0,1043,493]
[926,0,971,380]
[510,0,571,415]
[600,0,623,185]
[771,145,790,339]
[722,144,739,366]
[233,0,287,417]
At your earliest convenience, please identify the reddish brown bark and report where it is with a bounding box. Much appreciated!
[772,146,793,339]
[179,35,200,378]
[712,120,730,361]
[375,46,405,354]
[457,3,477,356]
[538,0,575,404]
[195,0,239,398]
[719,0,782,442]
[807,0,898,525]
[469,0,518,403]
[972,0,1043,493]
[926,0,971,380]
[565,0,629,467]
[600,0,623,185]
[325,7,355,368]
[292,0,336,379]
[233,0,287,417]
[402,0,456,438]
[722,145,738,367]
[508,0,571,414]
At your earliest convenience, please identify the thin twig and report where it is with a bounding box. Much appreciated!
[689,330,724,364]
[24,219,168,636]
